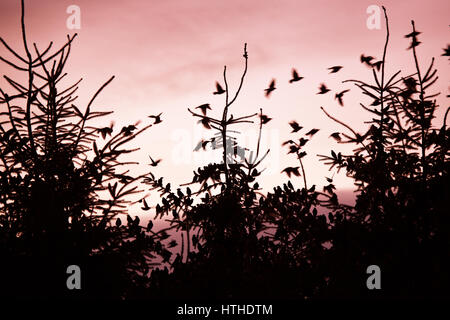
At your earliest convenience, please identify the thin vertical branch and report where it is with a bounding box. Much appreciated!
[378,6,390,156]
[410,20,427,181]
[297,153,308,190]
[222,66,230,186]
[220,43,248,188]
[21,0,37,157]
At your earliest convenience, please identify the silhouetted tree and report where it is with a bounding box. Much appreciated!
[0,0,169,299]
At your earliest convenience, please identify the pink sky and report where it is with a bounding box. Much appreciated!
[0,0,449,216]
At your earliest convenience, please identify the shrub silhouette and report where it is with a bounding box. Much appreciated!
[144,7,449,300]
[317,9,449,298]
[0,0,170,299]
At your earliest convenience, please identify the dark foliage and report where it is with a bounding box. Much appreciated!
[0,0,169,299]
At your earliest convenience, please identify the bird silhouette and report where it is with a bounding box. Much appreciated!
[288,145,299,154]
[403,77,417,91]
[195,103,211,115]
[281,167,300,178]
[317,83,330,94]
[289,121,303,133]
[407,38,421,50]
[149,155,162,167]
[335,89,350,106]
[330,132,341,142]
[121,125,136,136]
[328,66,343,73]
[198,118,212,129]
[360,54,374,66]
[299,137,309,146]
[97,122,114,139]
[141,198,150,211]
[371,61,383,71]
[305,128,319,136]
[399,77,418,100]
[289,69,304,83]
[264,79,276,97]
[259,113,272,124]
[405,31,421,39]
[370,98,381,106]
[213,81,225,95]
[148,113,162,124]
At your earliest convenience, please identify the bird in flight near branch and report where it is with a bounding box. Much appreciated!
[148,113,162,124]
[360,54,374,67]
[148,155,162,167]
[195,103,211,116]
[259,113,272,124]
[281,166,300,178]
[335,89,350,106]
[264,79,276,97]
[213,81,225,95]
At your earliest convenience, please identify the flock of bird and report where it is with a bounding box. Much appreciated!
[260,65,350,106]
[195,53,387,121]
[210,63,362,108]
[189,55,388,179]
[141,54,384,175]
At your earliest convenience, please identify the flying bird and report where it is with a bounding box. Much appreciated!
[264,79,276,97]
[289,121,303,133]
[360,54,374,66]
[289,69,304,83]
[121,125,136,136]
[259,113,272,124]
[328,66,343,73]
[330,132,342,142]
[288,145,299,154]
[335,89,350,106]
[403,77,417,91]
[198,118,212,129]
[97,124,113,139]
[404,30,421,39]
[299,137,309,146]
[148,113,162,124]
[405,30,421,50]
[407,38,421,50]
[195,103,211,115]
[149,155,162,167]
[317,83,330,94]
[281,167,300,178]
[213,81,225,95]
[371,60,383,71]
[141,198,150,211]
[305,128,320,136]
